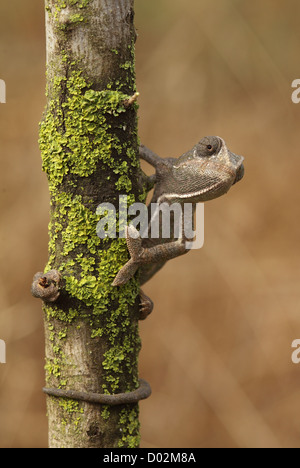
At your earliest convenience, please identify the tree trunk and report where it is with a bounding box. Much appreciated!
[39,0,145,448]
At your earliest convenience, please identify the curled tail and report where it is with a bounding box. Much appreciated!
[112,225,143,286]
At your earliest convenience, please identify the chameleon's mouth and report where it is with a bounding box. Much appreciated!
[233,162,244,184]
[227,150,244,185]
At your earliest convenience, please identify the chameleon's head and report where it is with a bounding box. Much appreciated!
[168,136,244,203]
[191,135,244,184]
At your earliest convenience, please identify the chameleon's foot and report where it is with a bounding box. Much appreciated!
[112,225,143,286]
[139,290,154,320]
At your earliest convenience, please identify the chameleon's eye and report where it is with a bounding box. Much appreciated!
[196,136,222,157]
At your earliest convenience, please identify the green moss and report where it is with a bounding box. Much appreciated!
[40,71,137,192]
[51,0,91,13]
[45,304,80,323]
[120,61,132,71]
[101,406,110,420]
[102,328,141,394]
[115,175,132,192]
[72,0,90,8]
[119,42,137,93]
[54,192,101,256]
[59,398,83,414]
[40,64,142,296]
[58,328,67,340]
[52,344,61,354]
[45,357,62,380]
[118,407,140,448]
[59,398,84,429]
[69,13,85,23]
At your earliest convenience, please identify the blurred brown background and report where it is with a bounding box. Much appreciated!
[1,0,300,448]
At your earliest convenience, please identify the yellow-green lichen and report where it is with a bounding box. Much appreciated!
[45,357,62,380]
[118,407,140,448]
[40,70,138,193]
[101,406,110,420]
[59,398,84,430]
[49,0,91,13]
[69,13,85,23]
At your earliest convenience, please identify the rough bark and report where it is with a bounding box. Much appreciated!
[40,0,145,448]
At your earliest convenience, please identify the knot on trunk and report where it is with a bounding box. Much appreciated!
[31,270,61,303]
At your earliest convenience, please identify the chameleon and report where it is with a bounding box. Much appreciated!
[112,135,244,319]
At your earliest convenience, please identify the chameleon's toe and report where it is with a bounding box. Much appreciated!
[139,290,154,320]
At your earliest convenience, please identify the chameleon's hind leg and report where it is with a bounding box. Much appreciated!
[139,289,154,320]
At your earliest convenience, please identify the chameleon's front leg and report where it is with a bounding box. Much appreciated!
[139,145,159,192]
[139,145,162,168]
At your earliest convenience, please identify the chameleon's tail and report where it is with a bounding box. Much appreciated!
[112,225,143,286]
